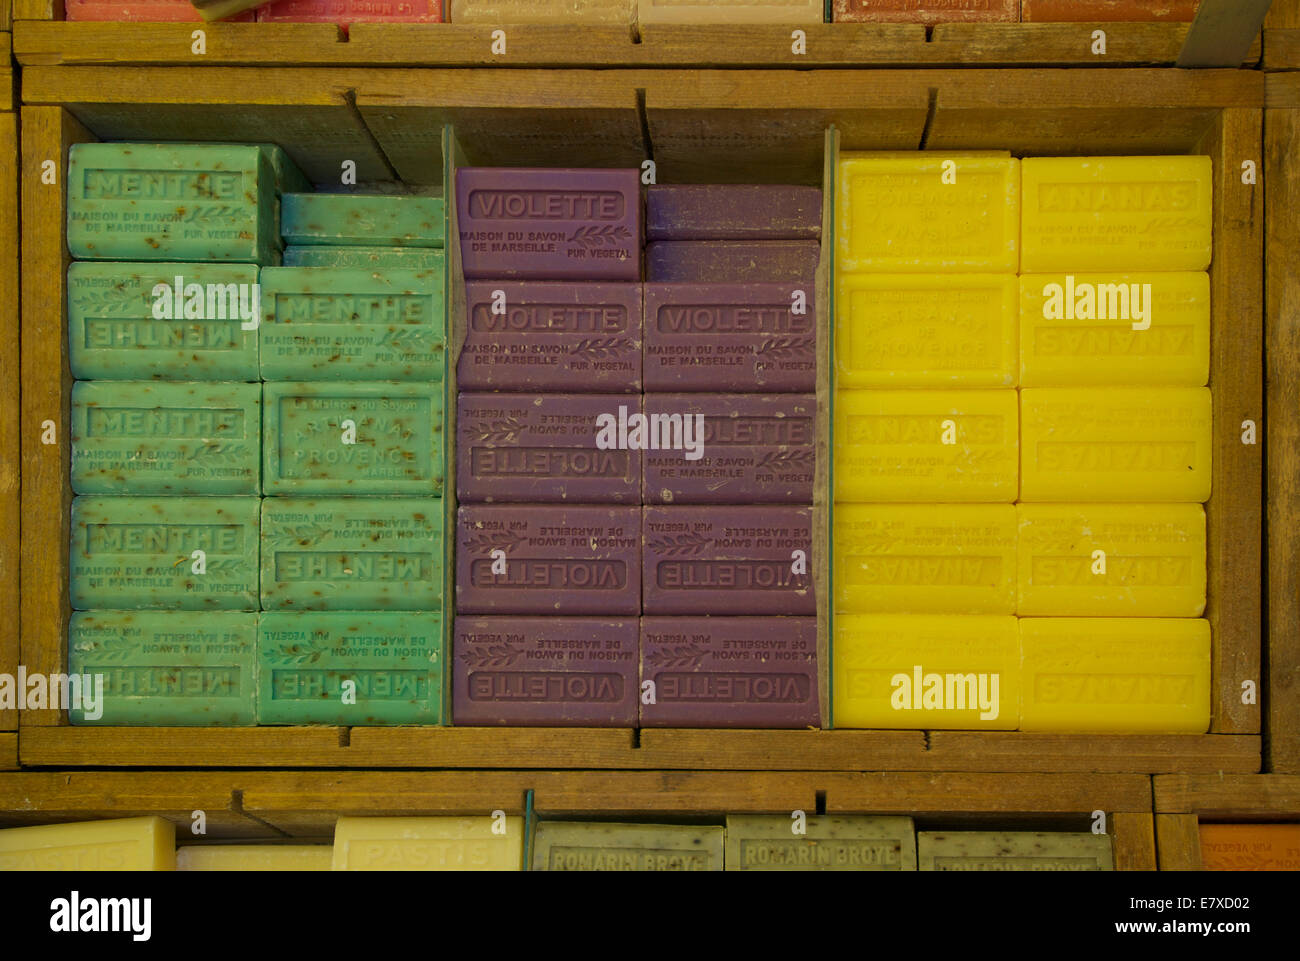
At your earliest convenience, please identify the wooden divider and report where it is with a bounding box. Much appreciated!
[0,111,17,737]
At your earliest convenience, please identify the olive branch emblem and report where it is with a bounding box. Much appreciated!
[458,641,528,669]
[754,336,814,358]
[271,523,333,547]
[569,337,632,357]
[645,644,708,669]
[189,443,247,466]
[755,449,814,470]
[647,532,712,555]
[375,327,435,350]
[70,632,138,663]
[470,417,526,443]
[464,530,530,551]
[567,225,632,248]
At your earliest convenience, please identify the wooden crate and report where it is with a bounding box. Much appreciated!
[1152,774,1300,868]
[16,66,1263,773]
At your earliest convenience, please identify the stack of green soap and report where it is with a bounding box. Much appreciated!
[281,192,445,273]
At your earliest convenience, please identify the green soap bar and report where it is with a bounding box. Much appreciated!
[532,822,724,871]
[259,268,445,381]
[68,263,261,381]
[262,382,444,495]
[724,815,917,871]
[260,497,443,610]
[189,142,310,195]
[284,246,444,270]
[282,194,444,248]
[918,832,1114,871]
[68,143,279,263]
[257,612,443,725]
[70,496,260,610]
[68,611,256,725]
[71,381,261,495]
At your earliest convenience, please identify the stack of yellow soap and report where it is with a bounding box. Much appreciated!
[833,153,1213,734]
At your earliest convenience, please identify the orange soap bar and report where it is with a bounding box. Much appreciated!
[1199,825,1300,871]
[1023,1,1200,21]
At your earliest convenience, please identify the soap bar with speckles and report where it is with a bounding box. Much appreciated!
[1023,1,1200,21]
[645,185,822,241]
[67,0,253,19]
[284,246,444,269]
[0,817,176,871]
[257,612,443,725]
[457,505,640,615]
[725,815,917,871]
[258,268,445,381]
[452,617,638,726]
[177,845,333,870]
[256,0,443,23]
[68,611,257,725]
[638,0,822,23]
[533,822,724,871]
[448,0,633,23]
[262,381,443,495]
[281,194,444,247]
[832,0,1017,22]
[646,241,819,283]
[333,816,524,870]
[639,616,819,727]
[68,263,261,381]
[71,381,261,495]
[919,832,1113,871]
[260,498,443,611]
[1200,825,1300,871]
[642,505,814,615]
[68,143,280,263]
[70,496,260,610]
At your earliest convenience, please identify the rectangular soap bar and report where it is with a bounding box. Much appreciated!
[643,283,816,392]
[1199,825,1300,871]
[67,0,253,22]
[457,393,641,504]
[645,185,822,241]
[642,505,814,615]
[643,393,816,504]
[834,504,1017,614]
[71,496,259,610]
[919,832,1113,871]
[458,283,643,393]
[837,154,1020,272]
[448,0,635,23]
[457,505,641,615]
[1018,503,1206,616]
[533,822,724,871]
[71,381,261,496]
[177,845,333,870]
[284,246,444,270]
[1021,157,1213,272]
[452,616,638,726]
[638,0,822,23]
[68,611,257,725]
[281,193,444,247]
[646,241,820,283]
[1019,387,1211,502]
[190,0,263,19]
[725,815,917,871]
[834,389,1019,502]
[0,817,176,871]
[834,614,1019,729]
[1019,617,1211,732]
[257,612,443,725]
[68,263,261,381]
[836,275,1018,388]
[1023,0,1200,21]
[68,143,279,263]
[1019,272,1210,387]
[260,498,443,610]
[832,0,1016,22]
[457,168,641,281]
[257,0,442,22]
[333,816,524,870]
[259,267,445,381]
[639,616,819,727]
[263,381,443,495]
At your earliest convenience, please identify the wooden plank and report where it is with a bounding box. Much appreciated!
[1113,812,1159,871]
[0,36,13,113]
[12,0,60,19]
[822,773,1151,814]
[530,771,818,816]
[1178,0,1272,68]
[1,0,11,30]
[935,22,1258,67]
[0,113,17,735]
[13,23,344,66]
[1154,774,1300,816]
[0,734,17,770]
[1156,812,1204,869]
[1263,0,1300,69]
[635,730,926,769]
[1266,0,1300,27]
[926,734,1261,774]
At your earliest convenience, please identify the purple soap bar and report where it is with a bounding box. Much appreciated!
[452,616,637,726]
[643,394,815,505]
[643,506,814,616]
[646,241,820,283]
[457,168,641,281]
[457,393,641,504]
[644,283,816,392]
[646,185,822,241]
[457,505,641,615]
[458,283,643,392]
[640,616,819,728]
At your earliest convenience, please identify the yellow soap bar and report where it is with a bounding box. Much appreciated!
[834,615,1019,729]
[1021,156,1213,272]
[1017,504,1206,617]
[1020,273,1210,386]
[0,816,175,870]
[177,845,333,871]
[332,816,524,871]
[837,154,1020,273]
[835,504,1016,614]
[834,389,1018,502]
[836,275,1018,388]
[1019,617,1210,732]
[1019,388,1211,502]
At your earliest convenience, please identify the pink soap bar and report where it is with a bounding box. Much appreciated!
[642,506,814,616]
[452,617,638,726]
[457,168,642,281]
[643,283,816,393]
[832,0,1017,23]
[457,505,641,615]
[457,282,643,393]
[256,0,442,21]
[66,0,253,19]
[457,393,642,504]
[640,616,819,728]
[646,241,819,283]
[643,394,816,505]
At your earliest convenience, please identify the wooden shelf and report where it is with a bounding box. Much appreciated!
[1152,774,1300,869]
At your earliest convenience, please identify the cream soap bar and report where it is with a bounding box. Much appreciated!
[0,816,175,870]
[919,832,1113,871]
[638,0,823,23]
[333,816,524,870]
[533,822,724,871]
[177,845,333,870]
[725,815,917,871]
